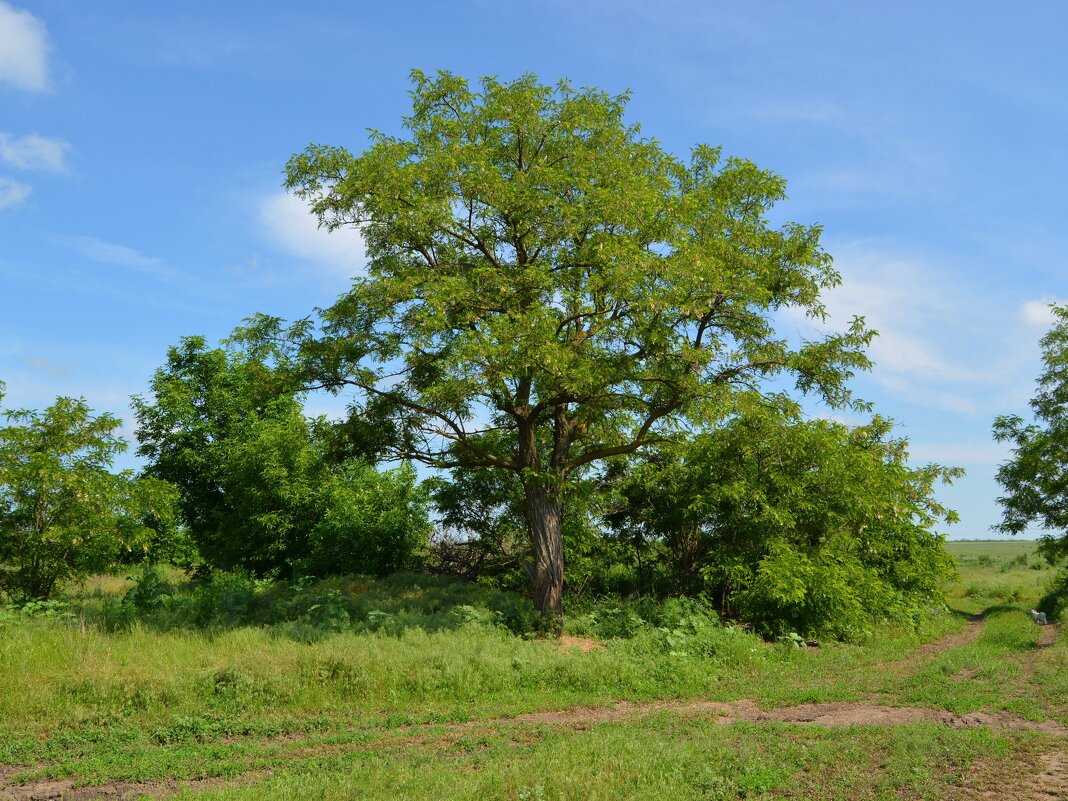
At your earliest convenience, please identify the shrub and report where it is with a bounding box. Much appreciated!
[302,463,431,577]
[134,338,432,580]
[1038,567,1068,621]
[607,409,959,639]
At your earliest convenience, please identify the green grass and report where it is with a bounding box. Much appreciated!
[0,544,1064,799]
[166,720,1023,801]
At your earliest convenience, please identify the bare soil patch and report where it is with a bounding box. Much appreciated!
[556,635,603,653]
[0,776,228,801]
[950,748,1068,800]
[1036,622,1058,650]
[724,701,1068,735]
[500,698,1068,736]
[876,613,986,677]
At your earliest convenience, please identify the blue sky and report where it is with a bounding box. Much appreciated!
[2,1,1066,538]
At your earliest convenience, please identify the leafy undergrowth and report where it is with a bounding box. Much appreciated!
[79,570,541,638]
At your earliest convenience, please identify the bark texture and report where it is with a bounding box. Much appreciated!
[524,481,564,631]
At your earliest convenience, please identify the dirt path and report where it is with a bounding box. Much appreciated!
[916,612,987,657]
[1013,622,1059,700]
[0,775,231,801]
[877,612,986,677]
[496,697,1068,735]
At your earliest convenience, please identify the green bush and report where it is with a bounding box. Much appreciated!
[0,395,176,601]
[1038,568,1068,621]
[134,338,432,580]
[606,409,959,640]
[302,463,431,577]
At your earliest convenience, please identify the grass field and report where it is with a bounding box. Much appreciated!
[0,541,1064,800]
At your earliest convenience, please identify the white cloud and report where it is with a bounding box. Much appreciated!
[75,237,166,271]
[787,244,988,388]
[0,175,30,209]
[0,133,68,172]
[259,192,366,276]
[0,2,50,92]
[22,356,67,378]
[782,240,1050,416]
[1020,298,1065,329]
[908,440,1011,467]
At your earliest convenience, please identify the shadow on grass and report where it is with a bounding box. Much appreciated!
[77,570,541,641]
[948,603,1019,624]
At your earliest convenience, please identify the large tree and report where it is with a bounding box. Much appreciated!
[994,305,1068,561]
[278,71,872,624]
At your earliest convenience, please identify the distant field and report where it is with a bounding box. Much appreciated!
[946,539,1042,561]
[945,539,1056,617]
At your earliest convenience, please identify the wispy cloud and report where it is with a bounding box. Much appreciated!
[0,175,30,210]
[71,236,198,287]
[143,29,252,70]
[0,133,69,172]
[75,237,165,271]
[0,254,210,316]
[784,240,1050,416]
[0,2,50,92]
[908,439,1011,467]
[93,17,258,71]
[259,192,366,277]
[1020,297,1066,329]
[22,356,67,378]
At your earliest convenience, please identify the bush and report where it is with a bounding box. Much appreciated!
[122,565,175,612]
[607,410,959,640]
[302,463,431,577]
[1038,568,1068,621]
[732,538,892,640]
[134,338,432,580]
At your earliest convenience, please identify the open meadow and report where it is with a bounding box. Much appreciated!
[6,4,1068,800]
[0,540,1064,801]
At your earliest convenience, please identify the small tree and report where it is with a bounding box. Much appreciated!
[994,305,1068,561]
[133,336,431,578]
[278,71,872,625]
[0,390,174,601]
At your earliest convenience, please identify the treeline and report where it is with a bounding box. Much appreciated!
[0,337,960,641]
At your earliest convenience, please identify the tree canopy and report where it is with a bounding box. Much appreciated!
[272,70,874,623]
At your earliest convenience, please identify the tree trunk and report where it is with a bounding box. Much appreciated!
[524,479,564,632]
